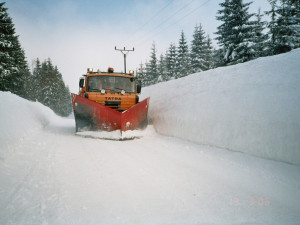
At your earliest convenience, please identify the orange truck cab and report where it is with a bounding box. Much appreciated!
[78,67,141,112]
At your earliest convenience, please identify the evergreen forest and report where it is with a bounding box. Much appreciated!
[0,2,72,116]
[137,0,300,86]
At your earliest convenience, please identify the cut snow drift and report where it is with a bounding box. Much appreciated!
[0,92,74,159]
[142,49,300,165]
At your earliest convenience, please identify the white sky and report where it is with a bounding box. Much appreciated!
[7,0,270,92]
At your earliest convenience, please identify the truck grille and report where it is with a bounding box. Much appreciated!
[105,101,121,109]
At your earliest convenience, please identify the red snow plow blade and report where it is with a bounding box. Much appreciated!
[71,93,150,132]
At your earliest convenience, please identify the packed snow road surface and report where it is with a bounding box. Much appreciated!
[0,115,299,225]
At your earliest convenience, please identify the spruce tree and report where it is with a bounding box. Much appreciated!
[165,43,177,80]
[215,0,256,65]
[141,60,153,86]
[32,58,72,117]
[144,60,152,85]
[190,24,206,72]
[176,30,190,78]
[0,2,30,96]
[146,42,158,85]
[31,58,42,100]
[204,35,214,70]
[215,0,231,64]
[265,0,278,55]
[273,0,300,54]
[136,62,147,86]
[157,54,167,82]
[10,38,31,97]
[51,65,72,117]
[252,8,269,57]
[213,48,225,68]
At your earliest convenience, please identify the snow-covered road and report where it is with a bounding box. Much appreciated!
[1,118,299,225]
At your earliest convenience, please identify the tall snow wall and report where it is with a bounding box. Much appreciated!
[0,92,69,159]
[142,49,300,165]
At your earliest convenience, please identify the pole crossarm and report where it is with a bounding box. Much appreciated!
[115,46,134,73]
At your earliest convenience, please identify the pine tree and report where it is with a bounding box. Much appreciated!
[273,0,300,53]
[176,30,190,78]
[190,24,207,72]
[215,0,231,63]
[265,0,300,55]
[30,58,41,100]
[165,43,177,80]
[157,54,167,82]
[252,8,269,57]
[31,58,72,116]
[136,61,147,86]
[51,65,72,117]
[265,0,278,55]
[146,42,158,85]
[142,60,153,86]
[59,86,72,117]
[204,35,214,70]
[144,60,152,85]
[0,2,30,96]
[10,38,31,97]
[213,48,225,68]
[39,59,53,106]
[0,2,15,91]
[215,0,256,65]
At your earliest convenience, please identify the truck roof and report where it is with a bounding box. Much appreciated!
[86,72,135,78]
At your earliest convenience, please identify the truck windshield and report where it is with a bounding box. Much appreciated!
[87,76,135,93]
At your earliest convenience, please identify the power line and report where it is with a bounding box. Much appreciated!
[126,0,174,43]
[155,0,212,38]
[136,0,211,47]
[131,0,197,45]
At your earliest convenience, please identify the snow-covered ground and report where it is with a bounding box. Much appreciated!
[1,50,300,224]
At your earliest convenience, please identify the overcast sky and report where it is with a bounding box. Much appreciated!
[6,0,270,92]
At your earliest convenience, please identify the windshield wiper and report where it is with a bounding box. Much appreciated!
[109,87,122,93]
[89,88,99,92]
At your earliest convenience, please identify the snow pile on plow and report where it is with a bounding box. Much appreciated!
[142,49,300,165]
[76,125,156,140]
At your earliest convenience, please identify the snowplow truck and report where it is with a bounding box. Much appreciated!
[71,67,149,132]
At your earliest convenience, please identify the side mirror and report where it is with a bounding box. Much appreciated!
[137,80,142,94]
[79,78,84,88]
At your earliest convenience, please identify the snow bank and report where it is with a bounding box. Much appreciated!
[142,49,300,165]
[0,92,71,158]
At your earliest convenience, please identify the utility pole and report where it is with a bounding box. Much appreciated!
[115,46,134,73]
